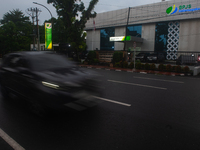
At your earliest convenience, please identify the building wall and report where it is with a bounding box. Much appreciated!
[85,0,200,31]
[86,30,100,50]
[114,27,126,50]
[141,23,156,51]
[179,19,200,52]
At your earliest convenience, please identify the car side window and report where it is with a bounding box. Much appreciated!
[15,58,29,69]
[3,55,20,68]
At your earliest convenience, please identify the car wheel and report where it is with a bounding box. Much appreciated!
[0,85,10,100]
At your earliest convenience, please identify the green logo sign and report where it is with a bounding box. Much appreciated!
[45,23,52,49]
[179,4,191,10]
[166,4,200,15]
[166,5,178,15]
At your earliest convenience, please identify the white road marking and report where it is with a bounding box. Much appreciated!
[0,128,25,150]
[108,79,167,90]
[93,96,131,107]
[133,76,184,84]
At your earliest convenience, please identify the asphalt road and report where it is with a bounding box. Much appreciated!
[1,68,200,150]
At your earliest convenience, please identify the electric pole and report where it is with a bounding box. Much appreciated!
[26,7,41,50]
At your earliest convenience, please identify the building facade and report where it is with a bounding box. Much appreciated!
[85,0,200,60]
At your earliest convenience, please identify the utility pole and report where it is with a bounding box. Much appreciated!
[124,7,130,51]
[26,7,41,51]
[26,7,36,50]
[36,7,41,51]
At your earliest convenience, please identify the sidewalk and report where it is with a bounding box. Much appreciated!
[79,64,193,77]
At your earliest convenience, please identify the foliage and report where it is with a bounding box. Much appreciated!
[166,64,172,72]
[183,66,190,73]
[141,63,145,69]
[114,62,120,68]
[175,65,182,73]
[93,58,99,64]
[150,63,156,70]
[112,51,123,64]
[172,66,176,72]
[144,63,150,70]
[128,62,134,69]
[135,62,142,69]
[86,50,96,64]
[123,61,128,68]
[47,0,98,59]
[158,64,164,71]
[0,9,32,54]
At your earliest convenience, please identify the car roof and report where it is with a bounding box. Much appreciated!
[4,51,55,57]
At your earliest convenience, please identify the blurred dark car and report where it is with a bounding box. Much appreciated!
[135,52,150,62]
[0,51,101,114]
[176,55,197,65]
[147,52,165,63]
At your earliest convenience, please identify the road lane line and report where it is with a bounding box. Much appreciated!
[133,76,184,83]
[93,96,131,107]
[108,79,167,90]
[0,128,25,150]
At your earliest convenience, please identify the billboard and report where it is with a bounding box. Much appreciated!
[45,23,52,49]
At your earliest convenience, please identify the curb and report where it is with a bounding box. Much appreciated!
[79,65,192,77]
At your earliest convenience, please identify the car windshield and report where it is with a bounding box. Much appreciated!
[29,54,75,71]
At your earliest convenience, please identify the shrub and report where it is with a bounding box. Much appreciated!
[150,63,156,70]
[93,58,99,64]
[128,62,134,69]
[114,62,120,68]
[136,62,142,69]
[123,61,128,68]
[163,65,166,71]
[183,66,190,73]
[144,63,150,70]
[113,51,123,64]
[175,65,182,73]
[172,66,176,72]
[136,59,141,64]
[166,64,172,72]
[158,64,164,71]
[141,64,145,69]
[87,51,96,64]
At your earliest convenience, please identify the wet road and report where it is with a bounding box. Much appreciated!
[1,68,200,150]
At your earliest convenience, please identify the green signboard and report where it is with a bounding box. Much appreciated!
[45,23,52,49]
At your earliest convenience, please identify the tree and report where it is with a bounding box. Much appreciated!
[0,9,32,55]
[47,0,98,59]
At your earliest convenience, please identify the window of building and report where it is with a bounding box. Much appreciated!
[126,25,142,37]
[155,22,169,52]
[100,27,115,50]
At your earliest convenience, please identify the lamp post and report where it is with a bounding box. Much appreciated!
[33,2,53,50]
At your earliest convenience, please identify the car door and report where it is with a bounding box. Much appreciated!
[14,56,35,100]
[0,54,22,94]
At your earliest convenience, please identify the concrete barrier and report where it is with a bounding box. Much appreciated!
[193,66,200,76]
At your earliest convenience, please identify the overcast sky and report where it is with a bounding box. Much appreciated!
[0,0,170,25]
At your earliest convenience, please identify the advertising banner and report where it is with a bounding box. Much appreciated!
[45,23,52,49]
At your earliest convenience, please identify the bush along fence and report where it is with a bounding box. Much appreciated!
[133,62,191,74]
[81,51,192,75]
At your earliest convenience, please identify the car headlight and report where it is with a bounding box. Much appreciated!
[42,81,59,89]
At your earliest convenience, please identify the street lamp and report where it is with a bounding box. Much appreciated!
[33,2,53,50]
